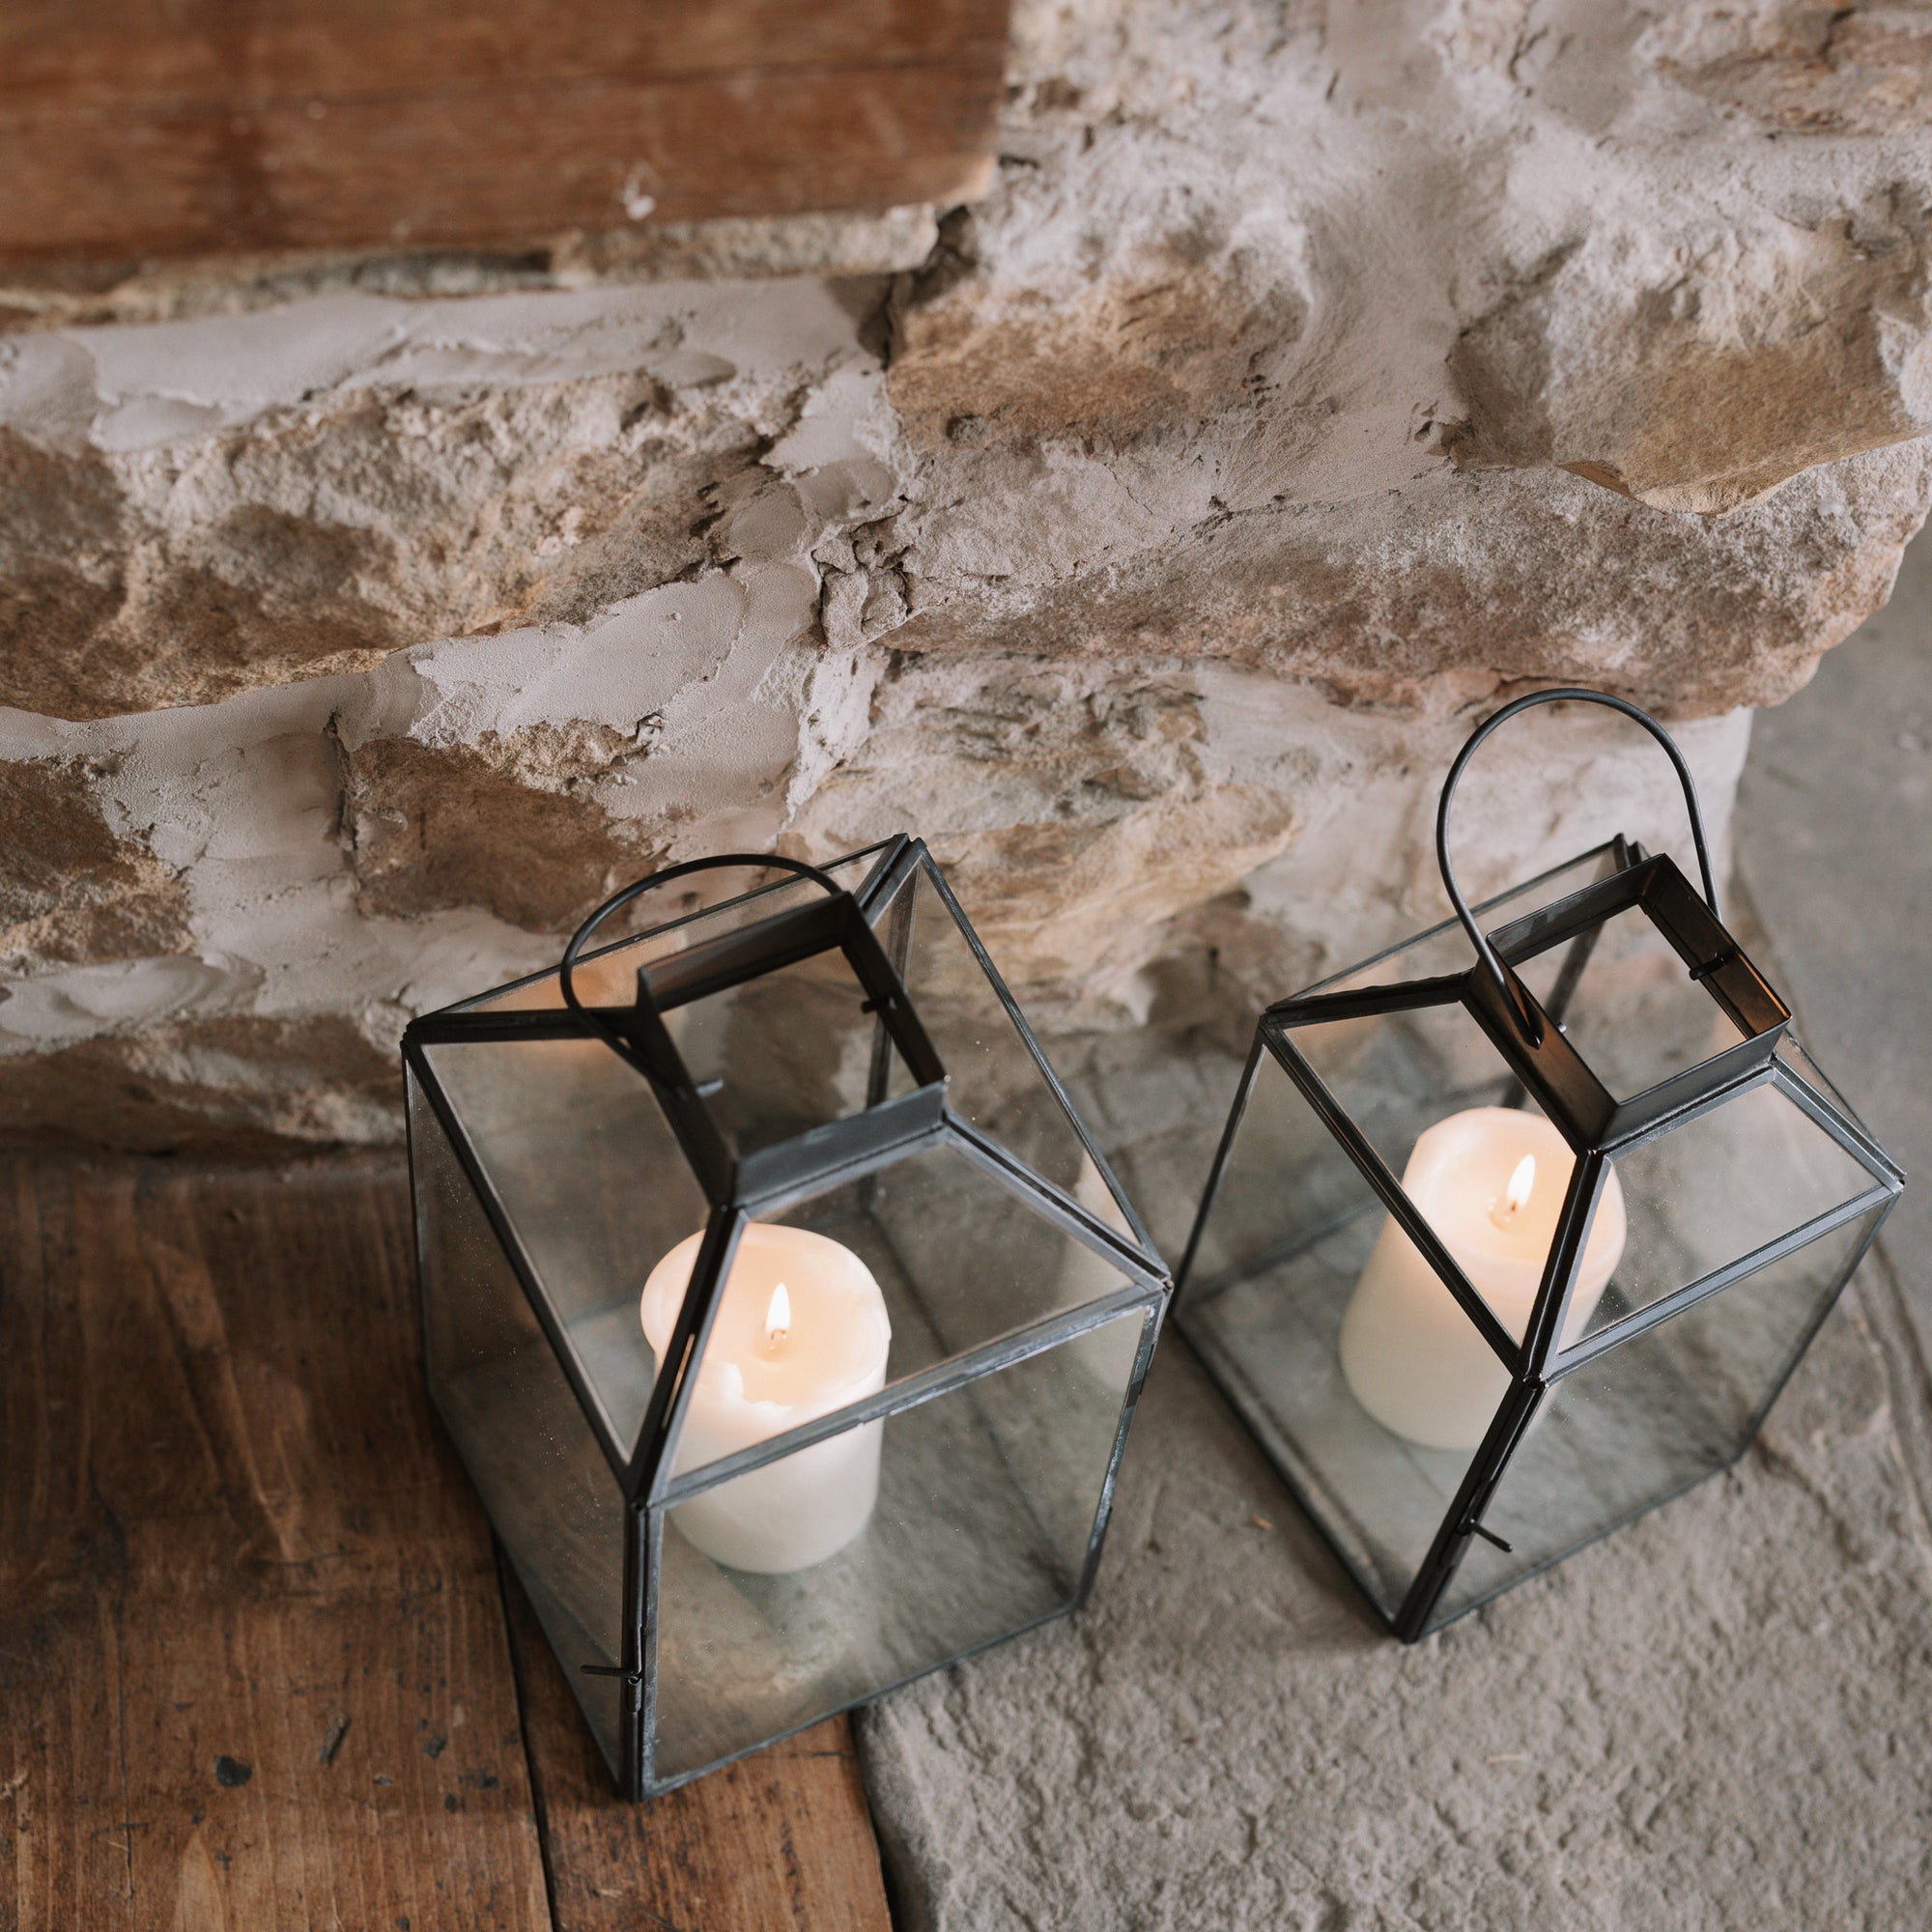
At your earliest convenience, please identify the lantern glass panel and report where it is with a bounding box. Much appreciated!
[457,844,895,1014]
[1428,1200,1886,1629]
[649,1303,1148,1786]
[412,1075,628,1773]
[1279,998,1605,1361]
[419,1037,703,1460]
[1777,1032,1880,1142]
[1311,843,1623,998]
[1578,1078,1883,1343]
[1182,1045,1496,1620]
[877,858,1111,1209]
[670,1140,1147,1486]
[1288,996,1558,1218]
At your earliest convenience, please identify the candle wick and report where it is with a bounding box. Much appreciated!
[765,1281,791,1346]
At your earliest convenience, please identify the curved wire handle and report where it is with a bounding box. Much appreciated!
[558,853,847,1050]
[1436,687,1719,1042]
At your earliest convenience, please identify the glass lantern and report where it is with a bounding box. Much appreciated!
[404,838,1169,1797]
[1178,691,1903,1639]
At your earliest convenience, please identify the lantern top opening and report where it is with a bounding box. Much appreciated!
[405,836,1165,1260]
[409,844,948,1208]
[447,840,899,1018]
[1271,839,1792,1156]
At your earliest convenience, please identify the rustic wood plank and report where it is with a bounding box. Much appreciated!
[0,1153,552,1931]
[0,0,1005,99]
[503,1564,894,1932]
[0,0,1009,268]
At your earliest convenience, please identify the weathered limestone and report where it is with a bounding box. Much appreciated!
[0,307,804,719]
[1658,1,1932,136]
[1,0,1931,1145]
[0,757,191,965]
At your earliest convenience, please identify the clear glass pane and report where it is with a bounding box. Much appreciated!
[1525,900,1747,1103]
[1307,843,1623,998]
[412,1074,629,1775]
[1179,1048,1499,1619]
[458,844,895,1014]
[1065,1037,1245,1267]
[647,1305,1147,1786]
[1776,1032,1880,1145]
[1288,998,1526,1186]
[1428,1202,1884,1629]
[1285,1003,1602,1346]
[878,858,1099,1206]
[1584,1079,1881,1342]
[658,1141,1146,1488]
[421,1037,707,1460]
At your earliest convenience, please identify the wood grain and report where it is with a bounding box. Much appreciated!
[0,0,1004,99]
[0,1153,548,1930]
[502,1564,893,1932]
[0,1150,895,1929]
[0,0,1009,267]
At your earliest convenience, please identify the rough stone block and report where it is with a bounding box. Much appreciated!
[0,0,1929,1145]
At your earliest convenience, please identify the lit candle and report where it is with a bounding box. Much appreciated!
[640,1222,892,1573]
[1337,1107,1626,1451]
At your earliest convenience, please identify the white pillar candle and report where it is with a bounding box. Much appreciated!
[640,1222,892,1574]
[1337,1107,1627,1452]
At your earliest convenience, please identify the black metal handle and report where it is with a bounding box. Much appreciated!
[557,852,846,1016]
[1436,688,1719,1041]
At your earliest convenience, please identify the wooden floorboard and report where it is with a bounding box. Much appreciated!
[502,1563,892,1932]
[0,1151,892,1930]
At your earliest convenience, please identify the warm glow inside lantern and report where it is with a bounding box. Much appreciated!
[405,840,1169,1797]
[1178,692,1903,1639]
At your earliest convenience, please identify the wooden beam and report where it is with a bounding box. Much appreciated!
[0,0,1009,268]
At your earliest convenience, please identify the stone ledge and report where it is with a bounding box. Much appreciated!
[0,206,940,335]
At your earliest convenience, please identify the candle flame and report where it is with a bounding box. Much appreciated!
[765,1281,791,1345]
[1505,1153,1536,1217]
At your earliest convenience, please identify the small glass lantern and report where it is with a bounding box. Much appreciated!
[405,838,1169,1797]
[1178,690,1903,1639]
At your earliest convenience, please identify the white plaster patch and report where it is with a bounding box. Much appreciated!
[84,294,413,446]
[0,956,235,1041]
[406,578,750,748]
[7,274,879,457]
[0,331,101,445]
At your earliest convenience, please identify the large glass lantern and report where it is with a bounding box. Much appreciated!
[1178,691,1903,1640]
[405,839,1169,1797]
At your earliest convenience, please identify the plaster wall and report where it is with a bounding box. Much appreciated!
[1,0,1928,1147]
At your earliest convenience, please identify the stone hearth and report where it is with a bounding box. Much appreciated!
[861,1272,1932,1930]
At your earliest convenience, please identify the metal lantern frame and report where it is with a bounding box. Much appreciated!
[404,835,1171,1798]
[1178,690,1904,1641]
